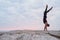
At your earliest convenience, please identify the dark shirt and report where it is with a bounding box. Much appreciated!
[43,11,47,23]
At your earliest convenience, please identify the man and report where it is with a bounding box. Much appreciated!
[43,5,53,31]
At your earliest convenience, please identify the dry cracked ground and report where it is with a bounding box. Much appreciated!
[0,30,60,40]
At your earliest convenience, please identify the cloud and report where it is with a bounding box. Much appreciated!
[0,0,60,30]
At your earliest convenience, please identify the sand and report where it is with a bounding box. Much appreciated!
[0,30,60,40]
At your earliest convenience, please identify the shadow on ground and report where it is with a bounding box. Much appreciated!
[48,32,60,39]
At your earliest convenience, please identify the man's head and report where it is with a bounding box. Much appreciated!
[47,24,50,27]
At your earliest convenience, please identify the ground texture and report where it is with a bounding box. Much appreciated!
[0,30,60,40]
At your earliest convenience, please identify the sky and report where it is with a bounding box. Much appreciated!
[0,0,60,31]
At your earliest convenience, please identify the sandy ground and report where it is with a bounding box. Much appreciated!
[0,30,60,40]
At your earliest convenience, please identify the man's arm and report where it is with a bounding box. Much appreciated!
[47,7,53,13]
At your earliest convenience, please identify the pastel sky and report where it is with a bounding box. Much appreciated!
[0,0,60,31]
